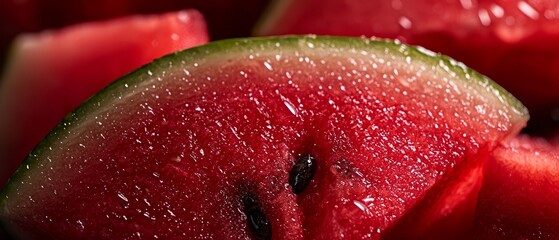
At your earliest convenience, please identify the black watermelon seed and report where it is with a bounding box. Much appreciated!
[289,154,317,194]
[244,195,272,240]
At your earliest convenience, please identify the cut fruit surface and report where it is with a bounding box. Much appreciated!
[256,0,559,135]
[0,36,527,239]
[0,0,272,66]
[384,147,488,239]
[0,9,208,185]
[471,136,559,239]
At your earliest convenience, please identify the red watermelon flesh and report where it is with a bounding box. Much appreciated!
[384,147,487,239]
[0,37,527,239]
[0,10,208,185]
[256,0,559,135]
[0,0,272,65]
[471,136,559,239]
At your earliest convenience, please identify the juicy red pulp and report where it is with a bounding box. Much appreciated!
[0,39,524,239]
[257,0,559,136]
[0,10,208,185]
[470,136,559,239]
[242,153,317,240]
[410,30,559,136]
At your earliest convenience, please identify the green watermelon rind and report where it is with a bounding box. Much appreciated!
[0,35,527,204]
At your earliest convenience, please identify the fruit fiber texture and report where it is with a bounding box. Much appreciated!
[256,0,559,135]
[471,136,559,239]
[0,10,209,185]
[0,36,527,239]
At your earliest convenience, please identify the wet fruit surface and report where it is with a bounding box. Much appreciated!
[0,10,208,185]
[0,0,272,70]
[256,0,559,136]
[0,37,527,239]
[471,136,559,239]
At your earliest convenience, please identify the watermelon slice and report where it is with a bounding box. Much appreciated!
[384,148,488,239]
[0,36,527,239]
[0,10,209,185]
[0,0,272,70]
[255,0,559,135]
[471,136,559,239]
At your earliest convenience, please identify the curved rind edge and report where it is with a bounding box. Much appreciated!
[0,35,529,206]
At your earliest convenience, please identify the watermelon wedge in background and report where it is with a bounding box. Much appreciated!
[0,10,209,185]
[471,136,559,239]
[0,0,557,238]
[385,135,559,239]
[0,36,528,239]
[255,0,559,136]
[0,0,272,70]
[384,151,487,239]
